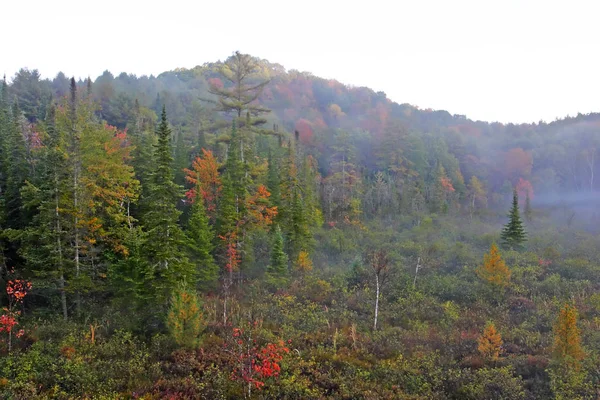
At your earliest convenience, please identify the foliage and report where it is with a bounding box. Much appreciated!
[167,285,204,348]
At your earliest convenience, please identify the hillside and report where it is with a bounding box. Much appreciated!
[0,53,599,398]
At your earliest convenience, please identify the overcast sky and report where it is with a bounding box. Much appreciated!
[2,0,599,123]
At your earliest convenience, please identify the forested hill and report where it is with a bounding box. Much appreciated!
[8,57,600,214]
[1,53,600,398]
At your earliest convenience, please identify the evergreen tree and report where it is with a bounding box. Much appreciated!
[500,189,527,250]
[186,188,218,291]
[266,225,288,287]
[5,102,29,229]
[142,106,193,303]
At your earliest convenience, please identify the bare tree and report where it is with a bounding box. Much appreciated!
[367,249,391,331]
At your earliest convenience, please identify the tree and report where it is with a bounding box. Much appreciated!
[266,225,288,287]
[208,51,271,121]
[478,322,503,362]
[184,148,221,222]
[552,302,584,369]
[368,249,390,331]
[186,185,218,291]
[468,175,486,220]
[476,243,511,291]
[500,189,527,250]
[549,302,590,400]
[167,285,203,348]
[142,106,193,303]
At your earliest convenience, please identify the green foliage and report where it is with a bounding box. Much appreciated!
[501,189,527,250]
[267,225,289,287]
[167,285,204,348]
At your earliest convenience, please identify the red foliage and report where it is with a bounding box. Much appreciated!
[516,178,534,201]
[227,325,289,392]
[294,119,313,144]
[504,148,533,181]
[219,232,240,274]
[1,277,31,350]
[208,77,223,90]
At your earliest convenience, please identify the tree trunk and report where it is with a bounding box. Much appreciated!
[413,257,421,289]
[56,179,68,321]
[373,274,379,331]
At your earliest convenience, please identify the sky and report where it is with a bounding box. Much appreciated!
[2,0,600,123]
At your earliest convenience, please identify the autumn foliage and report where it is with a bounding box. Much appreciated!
[553,303,584,370]
[476,243,511,289]
[478,322,503,361]
[184,148,222,220]
[1,278,31,352]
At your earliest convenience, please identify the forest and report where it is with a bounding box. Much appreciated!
[0,51,599,399]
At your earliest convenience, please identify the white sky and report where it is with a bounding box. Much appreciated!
[2,0,599,123]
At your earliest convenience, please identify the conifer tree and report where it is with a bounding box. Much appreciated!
[549,302,590,399]
[186,185,218,291]
[501,189,527,250]
[552,302,584,369]
[167,285,203,348]
[5,102,29,229]
[142,106,193,302]
[478,322,503,362]
[266,225,288,286]
[476,243,511,290]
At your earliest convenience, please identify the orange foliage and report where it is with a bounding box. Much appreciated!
[184,149,222,220]
[476,243,511,288]
[478,322,503,361]
[440,176,456,193]
[246,185,278,229]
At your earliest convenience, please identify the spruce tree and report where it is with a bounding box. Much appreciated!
[266,225,288,287]
[143,106,193,302]
[186,188,218,291]
[501,189,527,250]
[5,102,29,229]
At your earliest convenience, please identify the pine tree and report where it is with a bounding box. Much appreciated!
[500,189,527,250]
[266,225,288,287]
[142,106,193,303]
[186,188,218,291]
[478,322,503,362]
[5,102,29,229]
[476,243,511,290]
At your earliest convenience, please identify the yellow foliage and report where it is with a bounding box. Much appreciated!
[477,322,503,361]
[553,302,584,370]
[476,243,511,288]
[295,250,313,273]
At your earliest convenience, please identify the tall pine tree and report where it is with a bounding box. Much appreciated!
[142,106,193,303]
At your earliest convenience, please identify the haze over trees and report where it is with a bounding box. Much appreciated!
[0,52,599,398]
